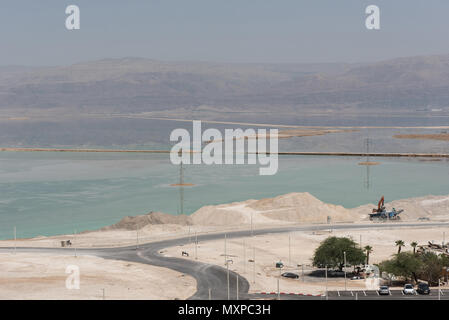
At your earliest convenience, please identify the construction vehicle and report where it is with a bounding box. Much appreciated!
[369,196,403,221]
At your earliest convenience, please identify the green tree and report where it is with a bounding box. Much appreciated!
[418,252,443,286]
[312,237,366,271]
[379,252,422,283]
[395,240,405,254]
[410,242,418,255]
[364,245,373,265]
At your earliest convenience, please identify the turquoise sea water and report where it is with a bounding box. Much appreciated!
[0,151,448,239]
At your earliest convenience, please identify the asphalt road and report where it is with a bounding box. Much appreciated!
[2,222,449,300]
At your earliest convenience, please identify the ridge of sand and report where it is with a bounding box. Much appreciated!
[100,211,193,231]
[191,192,360,226]
[191,192,449,227]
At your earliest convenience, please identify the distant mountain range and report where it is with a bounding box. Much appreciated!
[1,54,449,115]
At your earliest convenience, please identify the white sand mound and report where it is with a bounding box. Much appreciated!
[101,211,192,231]
[250,192,359,223]
[388,195,449,220]
[191,192,360,226]
[190,200,283,226]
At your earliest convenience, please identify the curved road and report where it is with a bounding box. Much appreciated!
[2,222,448,300]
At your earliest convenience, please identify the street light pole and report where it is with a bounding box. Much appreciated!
[243,240,246,274]
[344,251,347,291]
[302,263,304,281]
[195,231,198,260]
[253,247,256,284]
[226,261,230,300]
[250,212,253,237]
[278,267,282,300]
[224,234,227,265]
[325,265,328,300]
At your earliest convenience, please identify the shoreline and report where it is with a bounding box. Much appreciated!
[1,147,449,158]
[1,192,449,245]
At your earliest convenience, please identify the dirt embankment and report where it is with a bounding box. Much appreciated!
[394,133,449,141]
[100,211,193,231]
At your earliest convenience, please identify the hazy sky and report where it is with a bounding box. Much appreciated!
[1,0,449,66]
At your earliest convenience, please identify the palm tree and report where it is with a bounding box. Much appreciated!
[364,245,373,265]
[395,240,405,254]
[410,241,418,255]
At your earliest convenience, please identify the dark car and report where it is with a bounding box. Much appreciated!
[281,272,299,279]
[417,282,431,295]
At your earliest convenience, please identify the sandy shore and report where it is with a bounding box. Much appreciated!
[0,252,195,300]
[1,192,448,299]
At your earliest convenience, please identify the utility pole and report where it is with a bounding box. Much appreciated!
[277,266,281,300]
[226,260,230,300]
[302,263,304,281]
[288,234,291,266]
[74,229,77,258]
[13,226,16,255]
[195,231,198,260]
[243,240,246,274]
[208,288,211,300]
[438,279,441,301]
[277,277,280,300]
[179,162,184,215]
[253,247,256,284]
[224,234,227,265]
[344,251,347,291]
[188,226,191,243]
[250,212,253,237]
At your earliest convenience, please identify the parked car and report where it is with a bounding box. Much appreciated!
[417,282,430,295]
[281,272,299,279]
[378,286,391,295]
[403,284,415,295]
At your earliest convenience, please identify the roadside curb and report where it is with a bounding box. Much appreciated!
[260,292,322,297]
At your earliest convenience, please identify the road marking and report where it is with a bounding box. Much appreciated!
[350,291,354,296]
[363,290,367,296]
[337,291,340,297]
[376,291,379,296]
